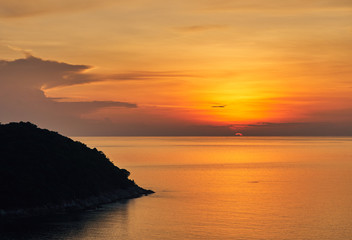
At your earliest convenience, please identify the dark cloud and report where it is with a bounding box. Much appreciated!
[234,121,352,136]
[0,55,192,89]
[211,105,226,108]
[0,55,227,136]
[57,101,137,111]
[0,56,137,134]
[0,55,91,89]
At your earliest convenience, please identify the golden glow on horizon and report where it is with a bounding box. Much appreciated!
[1,0,352,135]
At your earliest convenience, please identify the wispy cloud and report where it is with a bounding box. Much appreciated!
[202,0,352,12]
[175,25,227,33]
[0,0,118,18]
[6,45,33,57]
[107,71,198,81]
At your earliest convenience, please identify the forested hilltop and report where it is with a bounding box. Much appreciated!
[0,122,153,217]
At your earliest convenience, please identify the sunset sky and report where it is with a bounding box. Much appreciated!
[1,0,352,135]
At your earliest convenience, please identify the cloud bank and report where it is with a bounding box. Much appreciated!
[0,55,235,136]
[0,55,138,134]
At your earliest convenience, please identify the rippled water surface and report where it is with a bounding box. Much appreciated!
[3,137,352,240]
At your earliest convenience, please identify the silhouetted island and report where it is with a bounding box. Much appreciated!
[0,122,153,218]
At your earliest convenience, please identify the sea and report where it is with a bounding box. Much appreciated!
[2,137,352,240]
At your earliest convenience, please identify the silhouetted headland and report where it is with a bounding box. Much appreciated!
[0,122,153,218]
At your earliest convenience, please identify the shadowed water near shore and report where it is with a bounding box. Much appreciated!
[1,199,132,240]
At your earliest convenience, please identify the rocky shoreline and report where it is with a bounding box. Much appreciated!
[1,185,154,219]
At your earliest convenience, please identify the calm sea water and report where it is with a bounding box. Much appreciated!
[2,137,352,240]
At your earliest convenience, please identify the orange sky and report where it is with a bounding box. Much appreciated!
[1,0,352,135]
